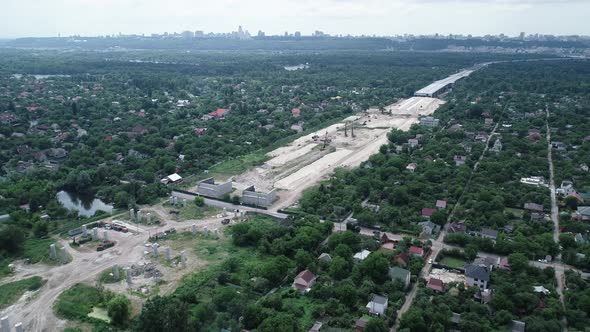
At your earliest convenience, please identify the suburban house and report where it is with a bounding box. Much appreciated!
[355,318,368,332]
[291,107,301,118]
[465,264,490,290]
[366,294,388,315]
[208,108,230,119]
[380,233,397,244]
[573,206,590,221]
[406,163,418,173]
[473,256,498,271]
[160,173,182,185]
[409,246,425,258]
[394,252,410,268]
[491,138,503,153]
[470,228,498,241]
[453,155,466,166]
[524,203,544,213]
[436,200,447,209]
[427,278,445,292]
[318,253,332,263]
[308,321,322,332]
[420,116,440,127]
[354,250,372,262]
[382,241,396,250]
[292,269,317,293]
[408,138,420,148]
[389,267,411,289]
[511,320,526,332]
[551,141,567,151]
[448,222,467,234]
[418,221,440,238]
[475,288,493,304]
[557,180,576,196]
[421,208,437,219]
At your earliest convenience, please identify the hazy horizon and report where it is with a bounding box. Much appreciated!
[1,0,590,39]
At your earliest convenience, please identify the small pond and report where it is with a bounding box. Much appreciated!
[56,191,113,217]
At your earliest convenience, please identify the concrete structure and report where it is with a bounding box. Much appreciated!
[204,226,209,236]
[130,208,135,220]
[92,228,98,240]
[146,213,151,224]
[60,247,67,265]
[81,225,88,236]
[182,198,187,207]
[113,264,120,280]
[181,250,187,268]
[137,210,143,222]
[191,224,197,235]
[1,316,9,332]
[197,177,233,199]
[165,248,171,261]
[242,185,278,208]
[415,69,473,97]
[126,268,132,284]
[213,228,219,237]
[152,243,159,257]
[14,322,23,332]
[50,244,57,260]
[103,230,109,241]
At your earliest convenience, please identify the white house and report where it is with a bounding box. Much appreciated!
[366,294,388,315]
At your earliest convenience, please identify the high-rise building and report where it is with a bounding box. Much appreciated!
[294,31,301,38]
[519,32,525,40]
[257,30,265,38]
[195,30,204,38]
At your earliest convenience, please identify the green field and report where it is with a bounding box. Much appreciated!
[439,257,466,269]
[0,276,45,309]
[179,204,221,220]
[54,284,104,321]
[87,307,111,323]
[98,267,126,284]
[209,152,269,178]
[23,238,62,265]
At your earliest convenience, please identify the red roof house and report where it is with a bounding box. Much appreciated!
[292,269,316,292]
[409,246,424,257]
[394,252,410,267]
[291,108,301,118]
[421,208,437,218]
[427,278,445,292]
[208,108,230,119]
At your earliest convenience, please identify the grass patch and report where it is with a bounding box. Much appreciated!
[0,276,45,309]
[98,267,126,284]
[23,238,61,265]
[505,208,525,219]
[179,204,221,220]
[88,307,111,323]
[209,152,269,178]
[0,256,13,279]
[54,284,104,321]
[439,257,466,269]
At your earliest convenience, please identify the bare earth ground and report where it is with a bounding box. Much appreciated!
[0,204,235,332]
[231,97,444,211]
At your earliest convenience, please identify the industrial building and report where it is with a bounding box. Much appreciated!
[415,70,473,97]
[196,178,233,199]
[242,186,277,208]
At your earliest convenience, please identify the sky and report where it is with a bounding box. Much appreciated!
[1,0,589,38]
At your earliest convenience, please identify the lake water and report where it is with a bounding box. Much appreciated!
[56,191,113,217]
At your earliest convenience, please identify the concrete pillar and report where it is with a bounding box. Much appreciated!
[49,244,57,260]
[182,198,187,207]
[214,228,219,238]
[152,243,159,257]
[103,230,109,242]
[234,210,238,218]
[173,196,178,206]
[181,251,186,268]
[130,208,135,221]
[165,248,171,261]
[191,224,196,235]
[14,322,23,332]
[81,225,88,236]
[203,227,209,237]
[92,228,98,240]
[1,316,9,332]
[169,196,174,205]
[146,213,151,224]
[137,211,142,223]
[113,264,120,280]
[60,247,67,265]
[223,207,227,217]
[125,268,132,284]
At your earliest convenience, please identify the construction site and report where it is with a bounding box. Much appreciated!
[231,96,445,211]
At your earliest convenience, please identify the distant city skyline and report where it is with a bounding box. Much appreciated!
[1,0,589,38]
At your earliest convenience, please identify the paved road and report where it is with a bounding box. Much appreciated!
[171,190,289,220]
